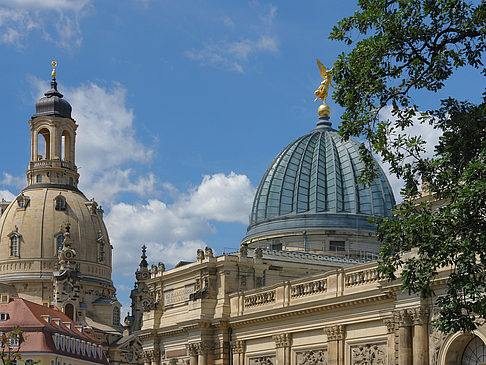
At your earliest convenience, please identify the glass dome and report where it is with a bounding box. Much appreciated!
[245,118,395,242]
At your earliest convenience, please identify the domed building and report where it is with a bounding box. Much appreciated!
[0,72,121,331]
[243,116,395,258]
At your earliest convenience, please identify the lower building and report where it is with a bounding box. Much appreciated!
[0,297,107,365]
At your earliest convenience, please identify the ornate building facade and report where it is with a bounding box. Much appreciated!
[131,110,486,365]
[0,70,140,365]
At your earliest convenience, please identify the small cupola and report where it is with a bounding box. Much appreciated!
[34,61,72,119]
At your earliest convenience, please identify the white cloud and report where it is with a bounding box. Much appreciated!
[185,5,278,72]
[105,172,255,275]
[378,105,443,202]
[0,0,90,48]
[181,172,255,224]
[1,172,25,189]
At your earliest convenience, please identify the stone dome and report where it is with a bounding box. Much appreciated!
[0,186,112,285]
[34,80,72,119]
[244,118,395,243]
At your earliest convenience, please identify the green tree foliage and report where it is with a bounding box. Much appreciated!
[0,329,23,365]
[330,0,486,332]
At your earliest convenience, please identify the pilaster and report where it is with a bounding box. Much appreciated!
[273,333,291,365]
[325,325,344,365]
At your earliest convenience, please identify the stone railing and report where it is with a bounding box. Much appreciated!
[230,262,385,317]
[345,267,384,287]
[29,160,77,171]
[291,278,327,298]
[244,289,276,308]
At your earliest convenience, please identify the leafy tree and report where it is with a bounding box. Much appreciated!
[329,0,486,332]
[0,329,23,365]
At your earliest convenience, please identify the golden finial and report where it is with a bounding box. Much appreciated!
[314,59,335,116]
[51,60,57,80]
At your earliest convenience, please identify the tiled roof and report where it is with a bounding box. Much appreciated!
[0,298,107,364]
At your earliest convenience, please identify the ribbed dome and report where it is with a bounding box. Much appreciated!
[246,119,395,240]
[35,80,72,119]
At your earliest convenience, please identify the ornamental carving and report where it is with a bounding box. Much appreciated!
[186,343,198,357]
[324,325,344,341]
[351,344,386,365]
[383,318,396,334]
[196,341,214,355]
[273,333,291,348]
[410,306,429,325]
[429,310,447,365]
[231,340,246,354]
[296,349,327,365]
[249,356,275,365]
[395,309,413,327]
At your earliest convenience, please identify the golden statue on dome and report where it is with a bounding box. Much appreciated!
[314,59,335,116]
[51,60,57,80]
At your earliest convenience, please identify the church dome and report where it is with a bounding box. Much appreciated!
[34,80,72,119]
[0,187,112,284]
[244,118,395,245]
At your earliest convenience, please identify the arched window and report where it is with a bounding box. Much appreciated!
[56,235,64,253]
[36,174,42,183]
[55,196,66,211]
[37,128,50,160]
[462,336,486,364]
[61,131,71,162]
[113,307,120,326]
[64,304,74,320]
[10,236,19,257]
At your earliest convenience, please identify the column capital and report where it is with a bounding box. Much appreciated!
[410,306,429,325]
[272,333,291,348]
[231,340,246,354]
[324,325,344,341]
[196,340,214,355]
[395,309,413,327]
[186,343,199,356]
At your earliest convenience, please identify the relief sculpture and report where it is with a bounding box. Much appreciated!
[351,344,386,365]
[249,356,275,365]
[297,349,327,365]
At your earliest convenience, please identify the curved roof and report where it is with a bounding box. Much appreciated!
[0,187,112,284]
[34,80,72,119]
[246,119,395,239]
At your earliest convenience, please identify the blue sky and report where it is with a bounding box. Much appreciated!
[0,0,483,315]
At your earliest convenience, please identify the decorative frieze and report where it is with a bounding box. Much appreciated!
[296,349,327,365]
[351,344,386,365]
[324,325,344,341]
[231,340,246,354]
[248,356,275,365]
[272,333,291,348]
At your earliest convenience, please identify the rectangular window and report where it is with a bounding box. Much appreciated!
[329,240,345,252]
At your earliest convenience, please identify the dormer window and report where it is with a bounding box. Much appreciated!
[0,313,9,321]
[16,193,29,210]
[55,194,66,211]
[10,236,19,257]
